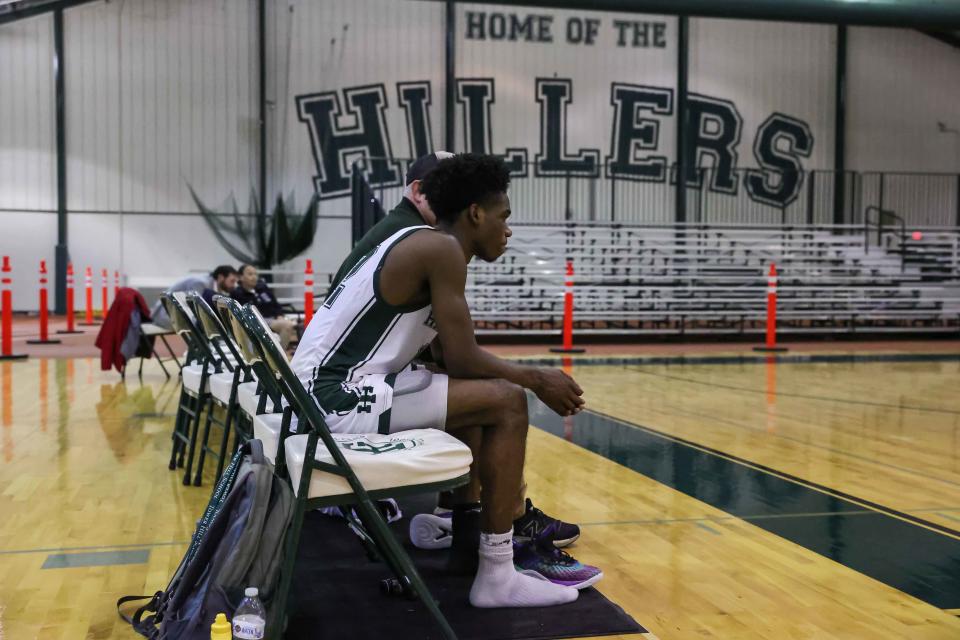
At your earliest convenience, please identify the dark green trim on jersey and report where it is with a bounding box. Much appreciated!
[377,374,399,434]
[372,226,434,313]
[339,249,377,288]
[312,303,401,413]
[313,224,432,415]
[331,198,426,289]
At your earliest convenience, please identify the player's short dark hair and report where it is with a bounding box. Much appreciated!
[211,265,238,279]
[237,264,256,276]
[420,153,511,224]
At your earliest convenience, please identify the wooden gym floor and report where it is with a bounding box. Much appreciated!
[1,344,960,639]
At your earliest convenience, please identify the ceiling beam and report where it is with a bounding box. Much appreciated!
[435,1,960,29]
[919,29,960,50]
[0,0,98,26]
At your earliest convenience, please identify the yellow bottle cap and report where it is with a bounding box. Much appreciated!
[210,613,231,639]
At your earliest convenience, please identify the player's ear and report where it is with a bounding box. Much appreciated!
[467,202,482,225]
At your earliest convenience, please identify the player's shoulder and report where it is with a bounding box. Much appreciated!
[404,227,458,250]
[400,229,464,269]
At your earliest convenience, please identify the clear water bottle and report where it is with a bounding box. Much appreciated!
[232,587,266,640]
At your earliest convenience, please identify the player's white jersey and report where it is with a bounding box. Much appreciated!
[291,226,438,419]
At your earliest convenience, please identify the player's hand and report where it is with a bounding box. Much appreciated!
[532,368,585,417]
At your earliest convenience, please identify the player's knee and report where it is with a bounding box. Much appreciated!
[493,379,527,423]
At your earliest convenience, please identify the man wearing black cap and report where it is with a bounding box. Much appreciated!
[328,151,453,290]
[320,152,582,559]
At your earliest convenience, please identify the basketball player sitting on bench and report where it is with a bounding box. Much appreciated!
[291,153,601,607]
[329,151,582,555]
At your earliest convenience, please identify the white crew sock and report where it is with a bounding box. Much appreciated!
[468,528,578,608]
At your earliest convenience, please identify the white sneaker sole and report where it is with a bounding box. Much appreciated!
[514,532,580,548]
[409,513,453,550]
[518,568,604,590]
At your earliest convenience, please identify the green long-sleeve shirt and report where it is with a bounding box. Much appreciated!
[330,197,426,290]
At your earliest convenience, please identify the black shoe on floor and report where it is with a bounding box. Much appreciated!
[512,498,580,548]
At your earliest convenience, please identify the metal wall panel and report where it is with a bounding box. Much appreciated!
[268,0,446,275]
[64,1,120,212]
[3,3,960,309]
[847,27,960,173]
[456,3,678,223]
[689,18,835,169]
[0,15,56,308]
[0,14,55,212]
[0,212,57,310]
[64,0,258,215]
[271,0,446,212]
[688,18,835,224]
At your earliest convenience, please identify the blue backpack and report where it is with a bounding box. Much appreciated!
[118,440,294,639]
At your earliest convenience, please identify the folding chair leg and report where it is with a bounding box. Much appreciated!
[353,498,457,640]
[182,394,204,486]
[193,398,216,486]
[152,344,171,379]
[168,430,180,470]
[159,335,182,373]
[169,387,189,470]
[269,492,309,640]
[213,404,237,482]
[341,507,382,563]
[177,420,187,467]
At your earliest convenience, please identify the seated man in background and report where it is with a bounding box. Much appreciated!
[151,265,237,328]
[327,151,581,552]
[232,264,297,350]
[293,153,601,607]
[200,265,238,309]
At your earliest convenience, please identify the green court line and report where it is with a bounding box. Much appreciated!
[694,522,721,535]
[0,540,189,556]
[581,507,960,528]
[42,549,150,569]
[581,511,875,527]
[513,352,960,368]
[627,365,960,416]
[636,397,960,490]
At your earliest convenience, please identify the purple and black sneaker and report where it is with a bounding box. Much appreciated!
[513,499,581,548]
[513,537,603,589]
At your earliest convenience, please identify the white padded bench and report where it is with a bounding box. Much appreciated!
[252,412,470,499]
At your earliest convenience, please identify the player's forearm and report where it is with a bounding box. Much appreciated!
[444,344,543,391]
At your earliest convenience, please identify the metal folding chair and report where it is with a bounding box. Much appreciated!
[164,292,221,486]
[231,303,472,640]
[214,296,284,427]
[186,293,255,484]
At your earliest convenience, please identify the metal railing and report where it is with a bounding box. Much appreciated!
[338,162,960,336]
[347,158,960,231]
[463,222,960,335]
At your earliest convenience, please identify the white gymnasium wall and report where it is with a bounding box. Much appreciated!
[848,27,960,173]
[62,0,259,301]
[3,3,960,309]
[64,0,258,214]
[689,18,835,224]
[269,0,446,276]
[456,4,677,223]
[689,18,835,169]
[0,14,56,309]
[847,27,960,226]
